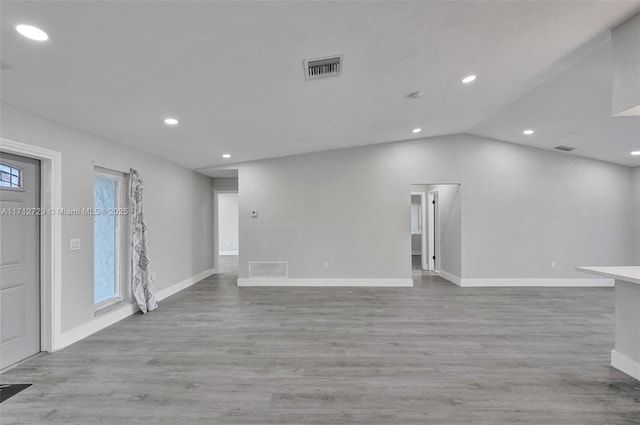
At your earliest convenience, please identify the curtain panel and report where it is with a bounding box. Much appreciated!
[129,168,158,313]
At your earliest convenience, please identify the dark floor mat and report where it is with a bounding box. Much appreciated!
[0,384,32,403]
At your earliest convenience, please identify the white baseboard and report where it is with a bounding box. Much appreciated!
[430,271,613,288]
[219,251,238,256]
[459,278,614,287]
[156,268,214,300]
[611,350,640,381]
[437,270,462,286]
[56,302,139,350]
[55,268,214,351]
[238,278,413,287]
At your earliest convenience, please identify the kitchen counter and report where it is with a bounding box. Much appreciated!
[577,266,640,380]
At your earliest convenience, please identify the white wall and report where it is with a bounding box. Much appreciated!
[212,177,238,191]
[1,103,213,332]
[612,12,640,115]
[412,184,462,278]
[218,193,239,254]
[237,134,635,282]
[238,145,411,280]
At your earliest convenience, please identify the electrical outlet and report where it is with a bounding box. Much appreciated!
[323,261,329,269]
[551,261,557,269]
[250,209,258,218]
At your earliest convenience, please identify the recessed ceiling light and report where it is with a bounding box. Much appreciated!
[412,128,422,134]
[631,151,640,156]
[461,75,476,84]
[222,154,231,159]
[16,24,49,41]
[164,118,179,125]
[523,129,534,135]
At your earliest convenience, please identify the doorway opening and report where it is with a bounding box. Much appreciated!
[215,191,239,275]
[410,184,462,283]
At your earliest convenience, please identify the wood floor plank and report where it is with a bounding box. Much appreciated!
[1,260,639,424]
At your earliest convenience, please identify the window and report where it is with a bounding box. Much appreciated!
[411,203,422,234]
[0,163,22,188]
[94,168,129,310]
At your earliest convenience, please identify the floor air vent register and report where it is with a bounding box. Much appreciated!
[248,261,288,279]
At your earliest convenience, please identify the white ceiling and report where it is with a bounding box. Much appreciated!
[1,1,639,175]
[472,34,640,167]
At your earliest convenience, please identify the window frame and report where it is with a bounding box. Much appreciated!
[93,167,130,313]
[0,162,24,190]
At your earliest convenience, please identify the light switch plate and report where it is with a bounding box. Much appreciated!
[69,238,81,251]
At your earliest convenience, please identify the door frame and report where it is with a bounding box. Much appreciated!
[410,191,428,271]
[427,190,439,271]
[1,137,62,353]
[213,189,238,273]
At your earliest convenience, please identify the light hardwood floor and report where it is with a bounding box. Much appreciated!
[1,268,639,424]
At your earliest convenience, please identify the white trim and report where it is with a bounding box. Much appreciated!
[427,271,613,288]
[459,278,614,287]
[220,250,239,256]
[0,137,62,353]
[155,268,214,300]
[438,270,462,286]
[611,350,640,381]
[58,302,139,349]
[427,191,438,271]
[237,278,413,287]
[56,268,214,350]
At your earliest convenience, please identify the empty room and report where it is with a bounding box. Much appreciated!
[1,1,639,423]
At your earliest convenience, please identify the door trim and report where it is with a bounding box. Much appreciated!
[427,190,439,271]
[1,137,62,353]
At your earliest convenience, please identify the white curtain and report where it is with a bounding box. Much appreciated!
[129,168,158,313]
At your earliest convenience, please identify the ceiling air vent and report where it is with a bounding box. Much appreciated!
[554,146,576,152]
[304,55,343,81]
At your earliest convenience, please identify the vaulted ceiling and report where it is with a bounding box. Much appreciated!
[1,1,639,174]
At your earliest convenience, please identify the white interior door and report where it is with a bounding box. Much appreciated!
[0,152,40,369]
[427,191,439,271]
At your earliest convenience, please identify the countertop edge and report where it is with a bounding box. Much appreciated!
[576,266,640,285]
